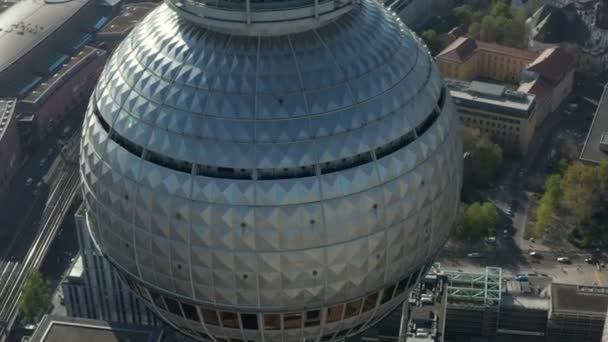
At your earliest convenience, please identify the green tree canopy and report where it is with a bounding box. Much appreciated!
[454,202,498,241]
[560,162,600,228]
[599,160,608,190]
[461,127,503,188]
[533,174,561,237]
[420,30,441,56]
[18,270,51,324]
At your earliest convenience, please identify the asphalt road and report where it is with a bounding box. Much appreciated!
[0,103,84,264]
[438,79,607,287]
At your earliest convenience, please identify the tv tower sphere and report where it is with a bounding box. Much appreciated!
[79,0,462,340]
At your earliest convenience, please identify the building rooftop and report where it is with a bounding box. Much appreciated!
[581,83,608,163]
[529,3,590,44]
[22,46,106,104]
[29,315,165,342]
[525,47,576,86]
[436,37,539,64]
[67,254,84,278]
[0,0,91,74]
[446,79,537,119]
[551,284,608,316]
[99,2,157,34]
[0,98,17,143]
[404,274,448,341]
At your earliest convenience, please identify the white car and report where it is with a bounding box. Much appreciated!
[25,177,33,186]
[557,257,570,263]
[530,251,540,258]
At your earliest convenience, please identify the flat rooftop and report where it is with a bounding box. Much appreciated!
[30,315,165,342]
[551,284,608,316]
[100,2,157,34]
[0,0,91,74]
[580,83,608,163]
[446,79,536,120]
[67,254,84,278]
[0,98,17,142]
[405,275,448,341]
[22,46,105,104]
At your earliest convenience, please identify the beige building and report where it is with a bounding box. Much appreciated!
[447,80,537,154]
[437,37,575,126]
[436,37,539,84]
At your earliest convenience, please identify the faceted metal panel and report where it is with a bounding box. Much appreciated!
[79,0,463,340]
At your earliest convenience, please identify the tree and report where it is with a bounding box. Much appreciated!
[454,202,498,241]
[420,30,441,56]
[599,160,608,191]
[489,1,511,19]
[18,271,50,324]
[454,5,475,27]
[560,162,600,228]
[461,127,503,188]
[533,174,561,237]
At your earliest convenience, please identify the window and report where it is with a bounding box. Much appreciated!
[163,296,182,316]
[326,304,343,323]
[264,314,281,330]
[149,290,166,311]
[240,313,259,330]
[181,302,200,322]
[362,293,378,312]
[393,279,406,298]
[202,309,220,326]
[380,285,395,305]
[305,310,321,327]
[283,312,302,329]
[220,312,240,329]
[344,299,362,318]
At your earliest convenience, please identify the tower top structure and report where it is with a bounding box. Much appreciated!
[165,0,356,36]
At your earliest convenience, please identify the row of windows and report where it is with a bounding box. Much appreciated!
[90,87,445,181]
[120,266,426,336]
[458,109,521,125]
[460,116,520,132]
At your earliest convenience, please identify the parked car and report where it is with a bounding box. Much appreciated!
[25,177,33,186]
[484,237,497,244]
[467,252,482,258]
[530,251,541,258]
[515,274,529,282]
[557,257,570,263]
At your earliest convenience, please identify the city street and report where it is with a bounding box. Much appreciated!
[439,78,608,287]
[0,103,84,340]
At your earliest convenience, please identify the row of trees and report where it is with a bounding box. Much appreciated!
[461,126,503,192]
[18,270,51,324]
[453,201,498,241]
[454,1,527,48]
[533,161,608,247]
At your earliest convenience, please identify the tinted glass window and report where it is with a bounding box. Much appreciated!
[344,299,362,318]
[380,285,395,305]
[201,309,220,326]
[220,312,240,329]
[163,296,183,316]
[362,293,378,312]
[240,313,259,330]
[326,304,343,323]
[283,312,302,329]
[264,314,281,330]
[181,302,200,322]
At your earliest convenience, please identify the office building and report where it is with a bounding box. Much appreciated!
[404,273,448,341]
[78,0,463,339]
[61,206,160,326]
[547,284,608,342]
[581,82,608,164]
[436,37,575,126]
[446,79,537,154]
[0,99,21,198]
[28,315,166,342]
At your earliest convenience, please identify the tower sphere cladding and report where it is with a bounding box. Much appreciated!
[79,0,462,340]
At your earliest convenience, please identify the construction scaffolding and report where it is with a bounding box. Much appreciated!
[439,267,503,338]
